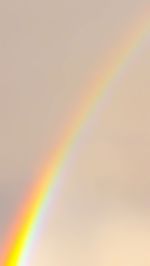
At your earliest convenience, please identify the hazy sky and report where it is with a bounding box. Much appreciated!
[0,0,150,265]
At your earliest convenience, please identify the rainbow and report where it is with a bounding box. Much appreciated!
[1,10,150,266]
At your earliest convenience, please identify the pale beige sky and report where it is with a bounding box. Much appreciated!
[0,0,150,265]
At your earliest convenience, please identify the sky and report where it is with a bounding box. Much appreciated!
[0,0,150,265]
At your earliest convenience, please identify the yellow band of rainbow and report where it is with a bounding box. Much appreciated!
[1,10,150,266]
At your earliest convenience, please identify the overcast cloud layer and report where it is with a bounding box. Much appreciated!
[0,0,150,265]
